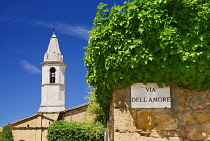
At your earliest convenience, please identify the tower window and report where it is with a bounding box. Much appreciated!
[50,67,56,83]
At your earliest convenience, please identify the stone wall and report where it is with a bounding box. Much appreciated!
[106,83,210,141]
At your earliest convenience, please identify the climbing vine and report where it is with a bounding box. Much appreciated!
[84,0,210,124]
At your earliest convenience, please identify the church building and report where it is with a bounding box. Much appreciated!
[0,33,89,141]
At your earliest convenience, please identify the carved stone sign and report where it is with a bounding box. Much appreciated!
[131,82,171,108]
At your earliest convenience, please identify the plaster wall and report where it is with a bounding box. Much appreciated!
[41,85,65,106]
[62,105,91,122]
[42,113,59,121]
[10,114,53,141]
[13,117,41,128]
[12,129,43,141]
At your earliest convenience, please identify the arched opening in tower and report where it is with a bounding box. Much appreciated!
[50,67,56,83]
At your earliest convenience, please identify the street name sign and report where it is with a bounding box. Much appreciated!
[131,82,171,108]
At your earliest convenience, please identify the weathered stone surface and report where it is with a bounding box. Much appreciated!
[155,113,178,130]
[179,111,195,122]
[196,112,210,121]
[185,91,210,110]
[114,108,135,131]
[174,89,187,110]
[114,132,140,141]
[114,132,183,141]
[150,129,162,138]
[202,123,210,140]
[186,123,207,140]
[113,86,130,108]
[136,111,156,130]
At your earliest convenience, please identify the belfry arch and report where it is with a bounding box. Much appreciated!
[50,67,56,83]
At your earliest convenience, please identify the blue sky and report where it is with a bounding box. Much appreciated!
[0,0,127,127]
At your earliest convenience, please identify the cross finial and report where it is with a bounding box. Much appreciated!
[53,24,56,34]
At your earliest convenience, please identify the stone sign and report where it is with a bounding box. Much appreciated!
[131,82,171,108]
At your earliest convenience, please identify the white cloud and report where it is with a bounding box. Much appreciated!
[56,23,90,40]
[0,16,91,40]
[0,17,92,40]
[20,60,41,74]
[36,21,91,40]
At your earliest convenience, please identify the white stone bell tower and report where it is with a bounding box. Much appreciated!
[38,33,66,113]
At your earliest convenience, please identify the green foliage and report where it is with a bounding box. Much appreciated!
[86,90,107,126]
[84,0,210,124]
[0,123,14,141]
[47,120,104,141]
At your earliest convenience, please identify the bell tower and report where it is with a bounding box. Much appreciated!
[38,33,66,113]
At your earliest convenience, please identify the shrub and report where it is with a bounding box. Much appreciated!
[0,123,14,141]
[47,120,104,141]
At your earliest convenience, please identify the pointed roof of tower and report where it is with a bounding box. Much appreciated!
[44,32,63,61]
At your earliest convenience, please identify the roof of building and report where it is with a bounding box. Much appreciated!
[62,103,89,113]
[1,103,90,128]
[57,103,89,120]
[10,114,55,127]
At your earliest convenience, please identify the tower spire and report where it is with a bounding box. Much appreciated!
[44,31,63,61]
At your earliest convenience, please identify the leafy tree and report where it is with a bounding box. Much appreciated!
[86,90,107,125]
[84,0,210,124]
[0,123,14,141]
[47,120,104,141]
